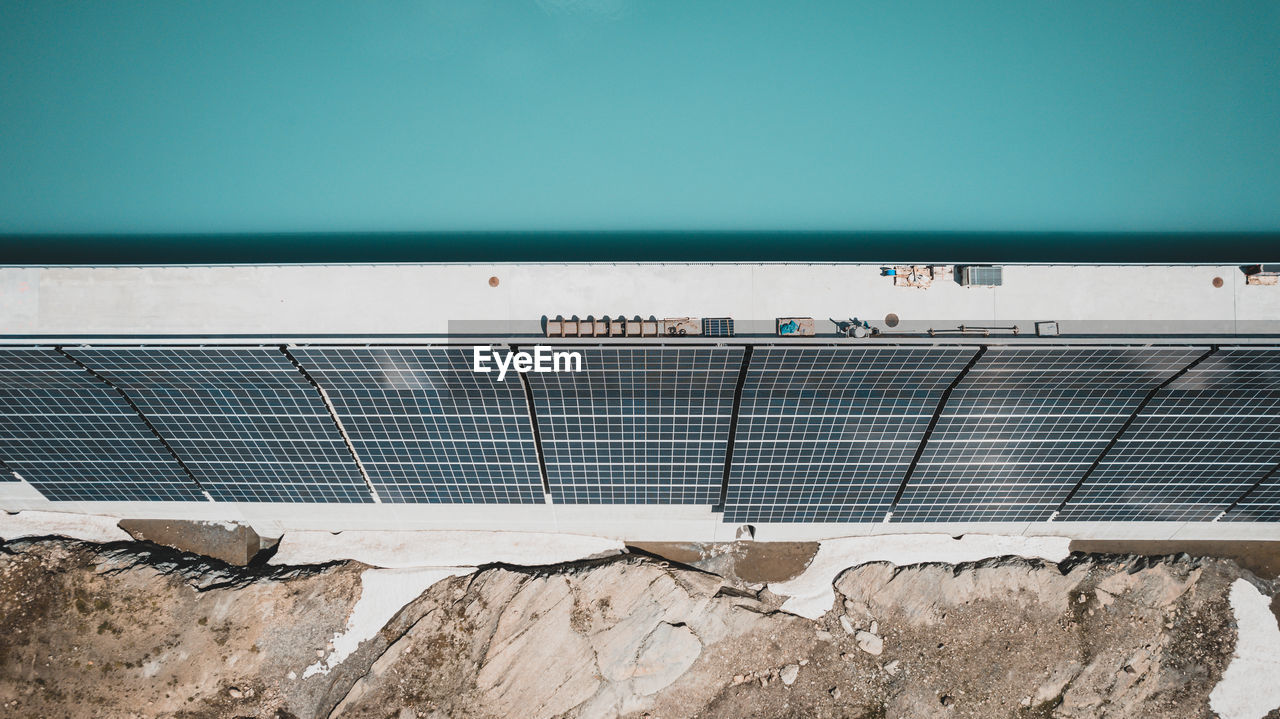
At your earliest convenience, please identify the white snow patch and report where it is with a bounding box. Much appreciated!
[1209,579,1280,719]
[271,530,623,569]
[302,566,472,679]
[0,510,131,543]
[769,533,1073,619]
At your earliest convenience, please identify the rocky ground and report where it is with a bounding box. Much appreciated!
[0,537,1277,719]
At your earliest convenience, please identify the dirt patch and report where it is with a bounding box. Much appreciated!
[628,541,820,583]
[1,538,1275,719]
[1069,540,1280,580]
[1071,539,1280,631]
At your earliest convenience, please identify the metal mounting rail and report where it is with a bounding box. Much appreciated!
[715,346,754,513]
[512,345,554,500]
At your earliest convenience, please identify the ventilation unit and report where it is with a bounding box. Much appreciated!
[959,265,1003,287]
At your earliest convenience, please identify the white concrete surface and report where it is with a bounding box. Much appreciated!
[302,567,472,679]
[2,263,1277,338]
[768,534,1073,619]
[270,530,624,569]
[0,510,132,543]
[2,493,1278,542]
[1209,579,1280,719]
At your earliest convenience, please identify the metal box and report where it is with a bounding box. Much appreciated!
[663,317,701,336]
[777,317,816,336]
[702,318,735,337]
[959,265,1003,287]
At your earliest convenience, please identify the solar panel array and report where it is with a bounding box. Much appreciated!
[525,347,744,503]
[2,343,1278,521]
[0,349,204,500]
[725,347,978,522]
[66,348,373,503]
[290,347,544,503]
[894,347,1206,522]
[1060,348,1280,521]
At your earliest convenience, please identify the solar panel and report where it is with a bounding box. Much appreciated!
[525,346,744,503]
[1059,347,1280,521]
[66,347,373,503]
[893,347,1206,522]
[724,347,978,522]
[0,349,205,500]
[1222,462,1280,522]
[289,347,544,503]
[703,318,735,337]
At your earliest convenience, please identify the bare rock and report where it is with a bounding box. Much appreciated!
[855,630,884,656]
[0,539,1250,719]
[118,519,268,566]
[839,614,855,634]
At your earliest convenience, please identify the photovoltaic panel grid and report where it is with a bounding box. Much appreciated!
[1223,462,1280,522]
[1060,347,1280,521]
[66,348,373,503]
[0,349,204,500]
[724,347,978,522]
[525,346,744,503]
[893,347,1206,521]
[289,347,544,503]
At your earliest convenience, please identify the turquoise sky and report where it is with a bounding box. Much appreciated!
[2,1,1278,234]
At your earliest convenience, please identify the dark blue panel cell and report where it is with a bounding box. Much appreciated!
[0,348,204,500]
[1061,347,1280,521]
[67,347,372,503]
[724,346,977,522]
[526,346,744,504]
[1223,461,1280,522]
[290,347,544,503]
[894,347,1205,522]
